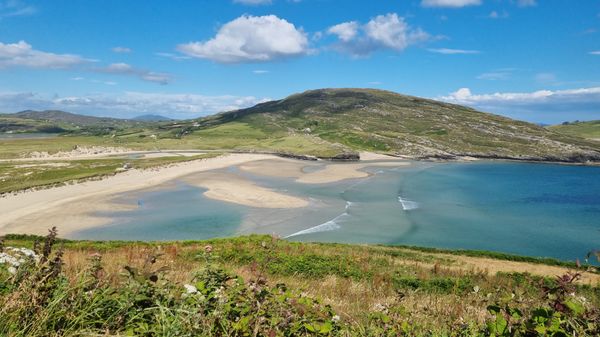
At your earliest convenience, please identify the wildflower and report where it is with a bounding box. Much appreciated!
[1,246,40,275]
[183,284,198,294]
[373,303,387,313]
[204,245,213,254]
[332,315,340,323]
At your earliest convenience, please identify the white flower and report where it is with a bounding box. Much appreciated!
[183,284,198,294]
[332,315,340,323]
[373,303,387,312]
[0,247,39,274]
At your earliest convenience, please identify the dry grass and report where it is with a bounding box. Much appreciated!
[25,236,595,331]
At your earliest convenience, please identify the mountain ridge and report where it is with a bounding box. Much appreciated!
[2,89,599,163]
[190,88,600,163]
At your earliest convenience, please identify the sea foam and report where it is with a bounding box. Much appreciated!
[398,196,419,210]
[285,201,352,238]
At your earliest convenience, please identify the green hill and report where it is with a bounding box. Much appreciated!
[3,89,600,163]
[548,120,600,141]
[8,110,127,126]
[133,114,174,122]
[184,88,600,163]
[0,110,156,135]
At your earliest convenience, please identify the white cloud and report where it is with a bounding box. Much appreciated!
[252,69,269,74]
[232,0,272,5]
[327,22,359,42]
[442,87,600,104]
[0,91,270,119]
[155,52,191,61]
[0,40,90,69]
[421,0,481,8]
[90,79,117,86]
[477,71,511,80]
[488,10,509,19]
[535,72,557,85]
[112,46,132,53]
[177,15,308,63]
[98,62,172,85]
[517,0,536,7]
[365,14,428,50]
[428,48,480,54]
[589,51,600,55]
[440,87,600,123]
[328,13,430,57]
[0,0,36,19]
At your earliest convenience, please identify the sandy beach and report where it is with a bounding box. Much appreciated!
[183,171,309,208]
[240,157,410,184]
[0,153,275,235]
[0,152,409,236]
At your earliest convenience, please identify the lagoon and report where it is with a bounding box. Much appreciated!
[71,161,600,262]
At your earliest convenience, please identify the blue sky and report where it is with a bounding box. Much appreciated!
[0,0,599,123]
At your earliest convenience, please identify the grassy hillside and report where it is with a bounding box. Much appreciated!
[188,88,599,162]
[549,120,600,141]
[1,232,598,336]
[0,115,74,134]
[2,89,599,163]
[0,110,154,136]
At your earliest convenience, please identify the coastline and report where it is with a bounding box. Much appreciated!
[0,152,410,236]
[2,148,595,239]
[0,153,275,236]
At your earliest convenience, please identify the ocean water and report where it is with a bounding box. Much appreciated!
[71,162,600,261]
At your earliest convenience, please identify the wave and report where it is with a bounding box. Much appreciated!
[285,201,352,238]
[398,196,419,210]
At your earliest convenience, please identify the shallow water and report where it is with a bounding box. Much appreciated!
[71,161,600,261]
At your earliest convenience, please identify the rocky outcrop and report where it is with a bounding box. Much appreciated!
[275,152,318,161]
[323,152,360,161]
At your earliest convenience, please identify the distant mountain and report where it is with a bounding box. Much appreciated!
[548,120,600,141]
[0,110,148,135]
[189,88,600,163]
[133,114,173,122]
[7,110,127,126]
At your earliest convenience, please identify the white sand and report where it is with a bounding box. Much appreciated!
[0,153,276,235]
[240,157,410,184]
[359,151,399,161]
[184,172,308,208]
[0,152,411,236]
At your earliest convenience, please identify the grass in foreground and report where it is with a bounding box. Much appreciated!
[1,230,599,336]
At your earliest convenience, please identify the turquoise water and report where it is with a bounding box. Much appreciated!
[71,162,600,261]
[72,182,245,241]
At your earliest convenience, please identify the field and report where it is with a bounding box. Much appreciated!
[0,153,220,194]
[1,232,599,336]
[549,121,600,141]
